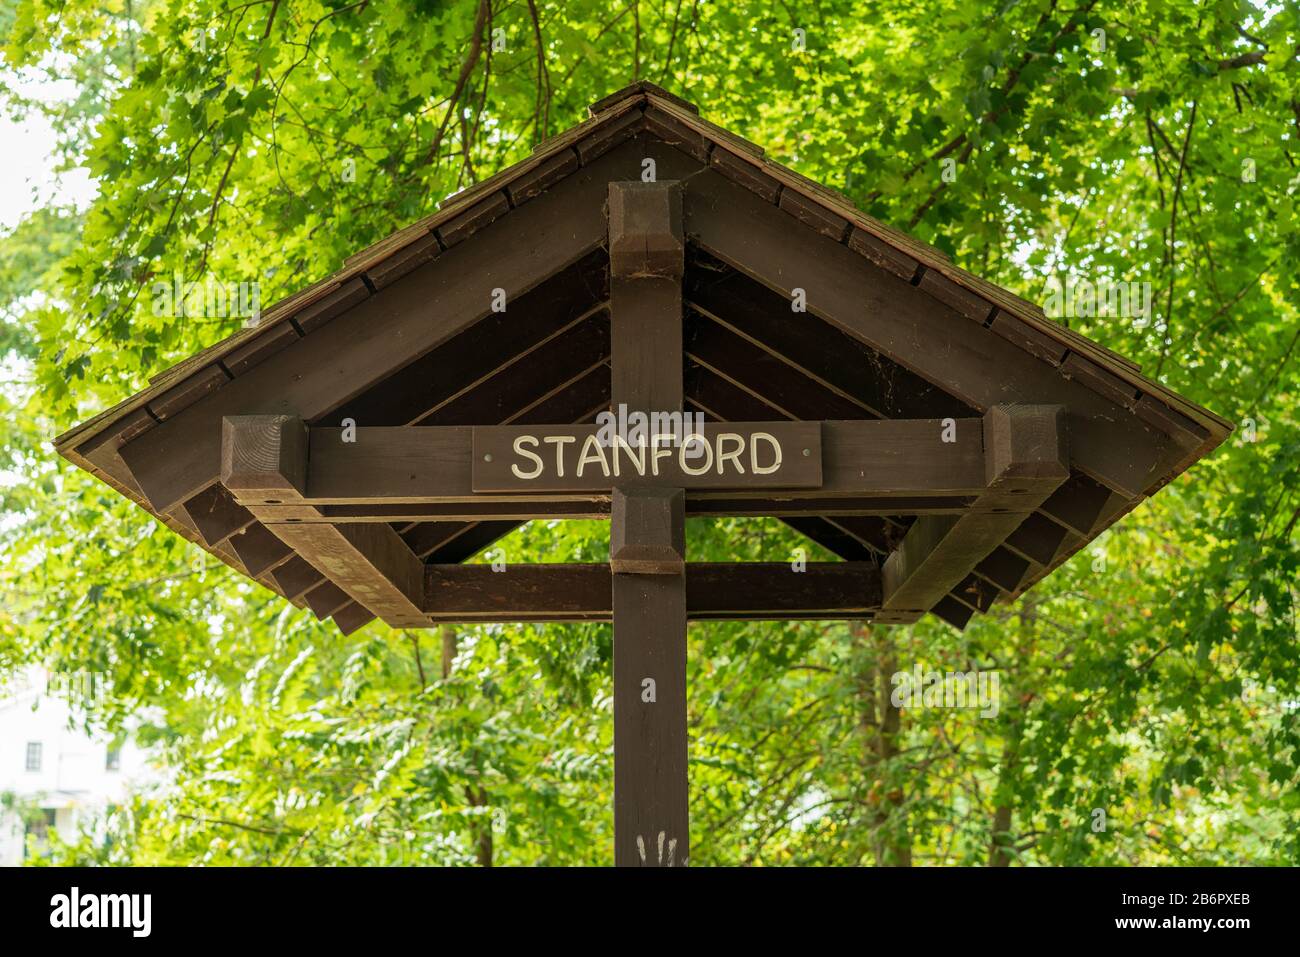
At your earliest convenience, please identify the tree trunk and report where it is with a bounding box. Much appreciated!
[467,784,493,867]
[855,622,912,866]
[440,624,456,680]
[988,723,1022,866]
[442,624,491,866]
[989,601,1031,866]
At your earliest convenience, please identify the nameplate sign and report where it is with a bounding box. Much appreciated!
[471,422,822,492]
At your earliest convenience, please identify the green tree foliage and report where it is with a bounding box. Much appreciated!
[1,0,1297,864]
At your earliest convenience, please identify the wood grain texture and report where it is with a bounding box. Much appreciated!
[118,140,671,514]
[268,521,426,627]
[610,487,685,573]
[220,415,308,503]
[220,414,427,627]
[683,169,1181,499]
[608,181,684,279]
[423,563,881,620]
[608,177,689,867]
[612,568,687,865]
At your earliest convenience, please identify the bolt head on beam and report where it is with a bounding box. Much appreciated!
[608,181,684,280]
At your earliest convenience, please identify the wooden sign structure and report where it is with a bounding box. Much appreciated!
[55,82,1231,866]
[471,421,822,491]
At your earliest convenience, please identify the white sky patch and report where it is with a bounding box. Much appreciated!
[0,66,98,230]
[0,63,97,412]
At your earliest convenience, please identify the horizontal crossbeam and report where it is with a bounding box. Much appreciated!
[239,417,988,511]
[244,496,979,524]
[424,562,882,622]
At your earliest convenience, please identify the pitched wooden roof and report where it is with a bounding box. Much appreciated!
[56,81,1231,633]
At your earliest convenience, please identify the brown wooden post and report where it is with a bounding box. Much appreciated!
[607,181,689,866]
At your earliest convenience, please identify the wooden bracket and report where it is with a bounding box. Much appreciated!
[608,181,684,279]
[610,487,685,574]
[220,415,426,628]
[221,414,308,504]
[882,405,1069,620]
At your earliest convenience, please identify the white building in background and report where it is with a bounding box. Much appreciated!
[0,669,154,864]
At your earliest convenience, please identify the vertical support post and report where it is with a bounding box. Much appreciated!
[608,181,689,866]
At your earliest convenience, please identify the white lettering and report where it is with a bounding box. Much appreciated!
[750,432,782,474]
[576,434,611,478]
[511,435,544,479]
[543,435,576,477]
[650,433,675,476]
[612,434,646,477]
[716,433,745,475]
[679,434,713,475]
[50,887,151,938]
